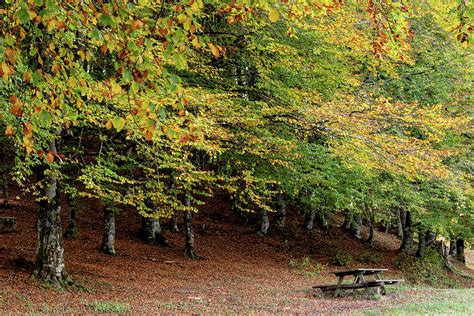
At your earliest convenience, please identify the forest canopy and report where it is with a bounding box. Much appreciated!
[0,0,472,287]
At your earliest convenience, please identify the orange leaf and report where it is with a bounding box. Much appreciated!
[45,151,55,164]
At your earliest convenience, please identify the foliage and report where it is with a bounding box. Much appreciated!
[395,248,452,287]
[330,252,353,267]
[0,0,472,283]
[289,256,325,277]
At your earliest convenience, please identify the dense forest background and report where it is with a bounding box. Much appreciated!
[0,0,472,304]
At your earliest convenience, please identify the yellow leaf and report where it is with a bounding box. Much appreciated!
[268,8,280,23]
[209,43,220,58]
[105,120,113,129]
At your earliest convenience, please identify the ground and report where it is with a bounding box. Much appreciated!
[0,191,473,314]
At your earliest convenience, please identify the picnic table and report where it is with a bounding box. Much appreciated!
[313,268,403,297]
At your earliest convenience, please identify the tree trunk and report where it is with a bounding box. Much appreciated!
[305,209,316,231]
[366,212,375,245]
[259,209,270,236]
[396,209,404,240]
[425,230,436,246]
[33,141,68,286]
[169,214,179,232]
[64,195,78,239]
[1,146,9,207]
[449,239,457,257]
[184,198,197,258]
[456,238,465,263]
[399,211,413,253]
[274,193,286,229]
[350,213,362,240]
[140,217,159,244]
[101,202,116,255]
[416,228,426,257]
[342,211,351,230]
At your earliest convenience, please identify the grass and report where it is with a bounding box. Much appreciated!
[90,300,131,314]
[361,288,474,315]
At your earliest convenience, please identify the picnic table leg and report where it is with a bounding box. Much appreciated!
[333,275,344,298]
[375,273,387,295]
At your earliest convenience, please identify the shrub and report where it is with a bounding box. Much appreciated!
[395,248,451,287]
[330,252,353,266]
[289,256,325,277]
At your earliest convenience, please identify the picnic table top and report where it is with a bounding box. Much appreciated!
[330,268,388,276]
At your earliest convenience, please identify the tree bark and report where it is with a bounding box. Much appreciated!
[101,202,116,255]
[399,211,413,253]
[169,214,179,232]
[449,239,457,257]
[1,146,9,207]
[366,212,375,245]
[184,198,197,258]
[416,228,426,257]
[425,230,436,246]
[64,195,78,239]
[350,213,362,240]
[305,209,316,231]
[140,217,159,244]
[456,238,465,263]
[274,193,286,229]
[259,209,270,236]
[396,209,404,240]
[33,141,68,286]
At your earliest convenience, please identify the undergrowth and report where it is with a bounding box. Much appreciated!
[289,256,325,277]
[395,248,452,287]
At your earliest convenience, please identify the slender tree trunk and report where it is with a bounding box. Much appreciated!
[274,193,286,229]
[396,209,404,240]
[425,230,436,246]
[399,211,413,253]
[366,212,375,245]
[169,214,180,232]
[342,211,351,229]
[416,228,426,257]
[33,141,68,286]
[259,209,270,236]
[350,213,362,240]
[184,198,197,258]
[101,202,116,255]
[305,209,316,231]
[449,239,457,257]
[456,238,465,263]
[64,195,78,239]
[1,146,9,207]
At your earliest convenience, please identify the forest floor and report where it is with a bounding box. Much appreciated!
[1,190,473,314]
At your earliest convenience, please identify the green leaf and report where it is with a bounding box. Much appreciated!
[112,116,126,132]
[38,110,53,126]
[98,14,115,27]
[16,8,31,25]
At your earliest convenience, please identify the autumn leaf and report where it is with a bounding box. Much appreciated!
[268,9,280,23]
[45,151,55,164]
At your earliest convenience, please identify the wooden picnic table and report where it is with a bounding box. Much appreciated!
[313,268,403,297]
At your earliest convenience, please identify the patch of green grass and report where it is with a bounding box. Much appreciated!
[330,252,353,267]
[289,256,325,277]
[362,288,474,315]
[357,251,382,264]
[90,300,131,314]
